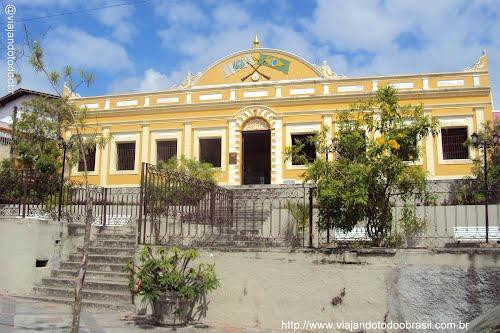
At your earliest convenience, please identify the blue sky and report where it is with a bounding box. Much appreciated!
[1,0,499,107]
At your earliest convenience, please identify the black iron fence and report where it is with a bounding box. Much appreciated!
[0,169,140,225]
[1,165,499,248]
[137,163,233,245]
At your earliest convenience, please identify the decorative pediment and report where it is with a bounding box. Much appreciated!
[235,105,276,130]
[314,60,346,79]
[464,50,488,72]
[242,117,270,131]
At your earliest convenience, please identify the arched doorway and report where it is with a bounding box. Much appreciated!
[241,118,271,184]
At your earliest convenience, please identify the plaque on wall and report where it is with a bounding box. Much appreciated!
[229,152,237,165]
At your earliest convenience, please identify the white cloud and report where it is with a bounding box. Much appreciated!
[108,68,170,93]
[94,6,136,42]
[154,0,209,25]
[45,26,133,73]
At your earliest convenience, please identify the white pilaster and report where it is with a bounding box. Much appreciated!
[186,92,192,104]
[473,74,480,87]
[144,96,150,106]
[372,80,378,92]
[184,122,192,158]
[100,126,110,186]
[229,89,236,101]
[422,78,429,90]
[424,111,435,176]
[323,83,330,95]
[323,115,333,160]
[104,99,110,110]
[273,117,283,184]
[228,120,238,185]
[474,107,485,131]
[275,86,282,98]
[141,124,150,164]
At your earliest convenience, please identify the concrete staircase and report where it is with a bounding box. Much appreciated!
[31,226,136,310]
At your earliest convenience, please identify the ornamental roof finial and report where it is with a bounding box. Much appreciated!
[252,34,260,49]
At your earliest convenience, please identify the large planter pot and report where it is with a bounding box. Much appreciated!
[152,292,194,326]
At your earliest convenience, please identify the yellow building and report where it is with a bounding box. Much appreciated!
[69,39,494,187]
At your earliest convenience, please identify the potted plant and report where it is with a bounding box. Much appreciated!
[125,245,220,326]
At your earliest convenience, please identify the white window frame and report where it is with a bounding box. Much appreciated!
[285,123,321,170]
[110,132,140,175]
[436,116,474,165]
[71,136,100,176]
[193,128,226,170]
[150,130,182,165]
[400,119,424,166]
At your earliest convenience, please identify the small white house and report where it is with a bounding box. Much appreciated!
[0,88,59,161]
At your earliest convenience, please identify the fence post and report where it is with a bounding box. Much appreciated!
[210,187,216,226]
[21,171,27,218]
[309,187,314,248]
[102,187,108,227]
[138,163,146,244]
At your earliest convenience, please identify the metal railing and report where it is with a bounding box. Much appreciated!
[137,163,233,245]
[1,166,498,248]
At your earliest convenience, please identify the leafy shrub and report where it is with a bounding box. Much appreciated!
[125,246,220,305]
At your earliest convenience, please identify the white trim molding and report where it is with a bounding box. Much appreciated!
[285,122,321,170]
[338,85,364,93]
[437,79,464,87]
[116,100,138,107]
[199,93,223,101]
[436,115,474,165]
[243,90,268,98]
[290,87,315,96]
[150,129,182,165]
[157,97,179,104]
[109,132,141,175]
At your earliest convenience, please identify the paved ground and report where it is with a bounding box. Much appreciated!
[0,295,278,333]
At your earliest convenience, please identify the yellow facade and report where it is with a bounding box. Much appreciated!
[69,46,494,187]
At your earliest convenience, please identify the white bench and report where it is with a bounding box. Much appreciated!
[453,226,500,241]
[333,226,370,241]
[92,215,133,226]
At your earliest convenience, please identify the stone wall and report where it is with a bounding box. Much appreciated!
[141,247,500,332]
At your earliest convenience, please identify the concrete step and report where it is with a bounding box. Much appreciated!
[22,295,135,311]
[51,269,129,282]
[77,246,135,256]
[41,277,129,293]
[68,254,132,264]
[91,239,136,248]
[95,226,135,234]
[60,261,127,272]
[95,233,136,241]
[34,286,131,303]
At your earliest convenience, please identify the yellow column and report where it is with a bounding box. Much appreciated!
[141,124,150,165]
[184,122,192,158]
[323,115,333,160]
[100,126,110,186]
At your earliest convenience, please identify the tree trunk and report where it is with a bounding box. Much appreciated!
[70,191,93,333]
[10,106,17,161]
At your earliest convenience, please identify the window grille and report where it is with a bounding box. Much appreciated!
[291,133,316,165]
[78,147,96,172]
[156,140,177,163]
[117,142,136,170]
[441,127,468,160]
[199,138,221,167]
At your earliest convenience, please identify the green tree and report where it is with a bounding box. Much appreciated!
[287,86,438,245]
[26,39,107,333]
[158,156,217,184]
